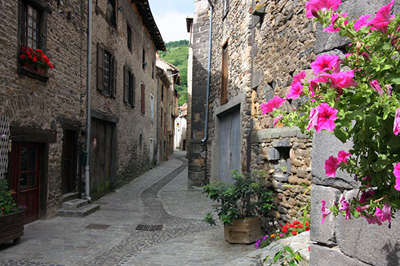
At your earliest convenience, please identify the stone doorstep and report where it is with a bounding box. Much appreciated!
[62,198,90,210]
[57,203,100,217]
[61,192,79,202]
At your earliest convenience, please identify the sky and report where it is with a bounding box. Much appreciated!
[148,0,193,43]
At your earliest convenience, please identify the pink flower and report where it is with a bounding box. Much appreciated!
[321,200,331,224]
[291,71,306,86]
[339,195,351,220]
[337,150,351,164]
[368,0,395,33]
[386,85,392,96]
[326,70,357,89]
[370,80,383,96]
[375,203,391,225]
[308,76,329,96]
[393,162,400,191]
[287,82,304,100]
[307,107,319,131]
[261,96,286,114]
[354,14,372,31]
[316,103,338,132]
[324,13,348,33]
[273,115,283,127]
[344,53,353,58]
[306,0,342,18]
[393,109,400,136]
[311,54,340,74]
[364,215,382,225]
[325,156,339,177]
[360,190,374,204]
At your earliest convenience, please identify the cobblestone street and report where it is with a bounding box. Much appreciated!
[0,152,253,266]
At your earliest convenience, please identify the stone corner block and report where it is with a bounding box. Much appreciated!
[310,185,340,245]
[310,244,369,266]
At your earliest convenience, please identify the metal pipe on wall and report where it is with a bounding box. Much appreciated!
[84,0,93,201]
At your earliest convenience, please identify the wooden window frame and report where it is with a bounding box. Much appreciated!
[97,43,116,98]
[221,41,229,105]
[123,65,135,107]
[106,0,117,28]
[18,0,50,82]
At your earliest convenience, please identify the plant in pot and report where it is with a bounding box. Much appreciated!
[0,179,24,245]
[19,46,54,76]
[203,170,275,244]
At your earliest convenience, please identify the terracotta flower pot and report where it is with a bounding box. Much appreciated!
[224,217,262,244]
[0,208,24,245]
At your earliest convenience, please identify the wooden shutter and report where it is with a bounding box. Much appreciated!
[97,43,104,93]
[111,56,117,98]
[221,43,229,105]
[141,83,145,114]
[123,65,128,104]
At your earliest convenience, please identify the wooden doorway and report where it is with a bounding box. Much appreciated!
[90,118,115,199]
[9,142,41,224]
[61,130,78,194]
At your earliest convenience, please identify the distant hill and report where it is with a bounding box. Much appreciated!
[159,40,189,106]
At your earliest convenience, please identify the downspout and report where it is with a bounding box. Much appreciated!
[201,0,213,144]
[84,0,93,201]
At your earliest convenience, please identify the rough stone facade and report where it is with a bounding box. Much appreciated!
[0,0,88,217]
[188,0,210,187]
[90,0,162,197]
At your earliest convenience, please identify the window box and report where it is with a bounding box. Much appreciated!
[18,47,53,82]
[0,208,25,245]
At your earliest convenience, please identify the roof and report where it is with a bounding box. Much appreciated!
[186,17,193,33]
[132,0,165,51]
[156,58,181,85]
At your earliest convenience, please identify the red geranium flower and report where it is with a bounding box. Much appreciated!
[19,54,25,60]
[291,230,298,236]
[305,226,310,231]
[282,225,288,233]
[293,220,300,225]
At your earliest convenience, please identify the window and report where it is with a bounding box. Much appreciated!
[221,42,229,105]
[152,62,155,79]
[127,23,132,52]
[141,83,145,114]
[139,134,143,153]
[21,3,41,49]
[161,85,164,101]
[123,65,135,106]
[97,43,116,97]
[142,48,146,69]
[150,94,154,120]
[223,0,230,18]
[106,0,117,27]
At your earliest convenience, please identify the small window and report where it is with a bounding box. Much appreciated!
[104,50,112,95]
[106,0,117,27]
[127,23,132,52]
[150,94,154,120]
[141,83,145,114]
[161,85,164,101]
[139,134,143,153]
[21,3,41,49]
[152,62,155,79]
[221,42,229,104]
[142,48,146,69]
[123,65,135,106]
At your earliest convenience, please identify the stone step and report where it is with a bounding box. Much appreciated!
[61,192,79,203]
[57,204,100,217]
[62,199,89,210]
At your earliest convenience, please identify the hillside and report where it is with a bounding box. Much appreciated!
[159,40,189,106]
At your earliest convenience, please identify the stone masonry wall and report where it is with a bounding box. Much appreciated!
[311,2,400,265]
[91,0,158,193]
[0,0,87,217]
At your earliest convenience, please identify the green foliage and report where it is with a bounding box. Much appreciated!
[159,40,189,106]
[203,170,275,225]
[0,179,17,216]
[264,245,304,266]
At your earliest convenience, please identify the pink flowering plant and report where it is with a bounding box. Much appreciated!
[262,0,400,226]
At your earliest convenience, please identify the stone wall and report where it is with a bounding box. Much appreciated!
[0,0,88,216]
[188,0,210,187]
[91,0,159,193]
[310,1,400,265]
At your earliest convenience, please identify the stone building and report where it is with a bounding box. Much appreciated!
[89,0,164,198]
[186,17,193,158]
[174,104,188,151]
[156,58,179,161]
[0,0,88,223]
[189,0,400,264]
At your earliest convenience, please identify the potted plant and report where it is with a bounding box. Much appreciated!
[19,46,54,78]
[203,170,275,244]
[0,179,24,245]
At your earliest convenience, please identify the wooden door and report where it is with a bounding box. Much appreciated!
[218,109,241,184]
[90,118,114,198]
[9,142,41,224]
[61,130,77,194]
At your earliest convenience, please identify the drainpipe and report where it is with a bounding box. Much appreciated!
[84,0,93,201]
[201,0,213,144]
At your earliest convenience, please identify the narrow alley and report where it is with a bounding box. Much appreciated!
[0,152,253,266]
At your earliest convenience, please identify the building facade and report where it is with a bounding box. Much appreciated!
[0,0,88,222]
[89,0,164,198]
[174,104,187,151]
